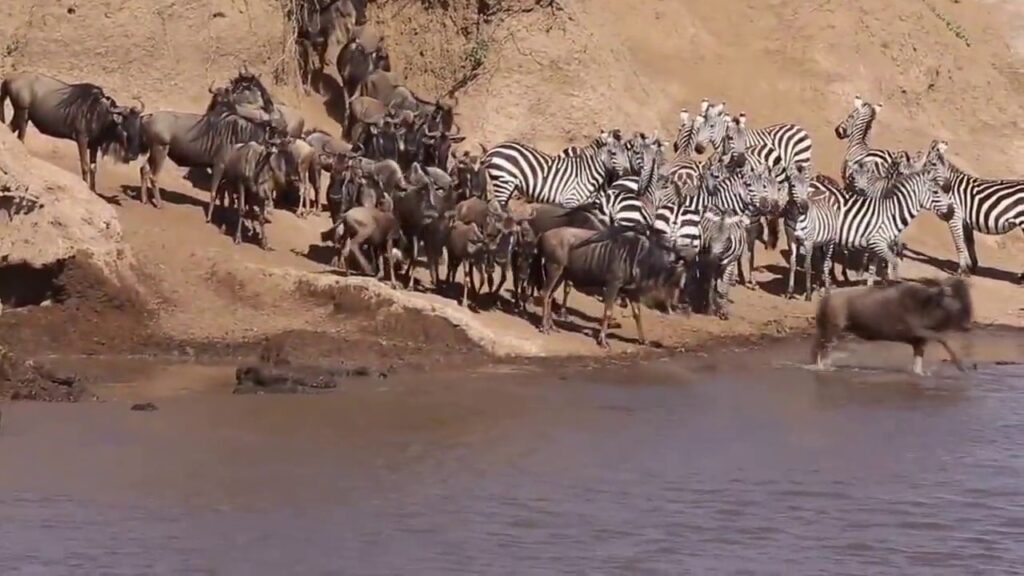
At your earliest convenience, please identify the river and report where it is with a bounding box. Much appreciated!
[1,335,1023,575]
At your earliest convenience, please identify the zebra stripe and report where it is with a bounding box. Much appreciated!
[696,107,813,174]
[579,177,654,230]
[482,137,629,207]
[654,199,702,256]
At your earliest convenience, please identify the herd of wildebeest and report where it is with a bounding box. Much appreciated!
[0,0,1017,370]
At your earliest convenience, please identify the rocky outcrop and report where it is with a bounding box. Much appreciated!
[0,129,136,292]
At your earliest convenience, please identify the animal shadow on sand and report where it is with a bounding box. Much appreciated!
[119,184,209,211]
[902,246,1021,284]
[317,74,349,127]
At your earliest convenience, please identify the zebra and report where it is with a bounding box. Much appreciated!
[698,206,750,319]
[834,95,900,188]
[783,165,839,300]
[797,159,953,286]
[923,139,1022,279]
[653,198,702,312]
[570,132,666,230]
[696,108,806,259]
[482,130,631,208]
[573,176,655,230]
[661,108,706,196]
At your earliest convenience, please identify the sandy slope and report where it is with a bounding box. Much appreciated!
[2,0,1024,356]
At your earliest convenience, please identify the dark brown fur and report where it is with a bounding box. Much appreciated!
[812,277,973,374]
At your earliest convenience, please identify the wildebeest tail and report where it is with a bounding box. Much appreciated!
[529,237,545,293]
[764,215,780,250]
[320,221,342,244]
[0,78,8,124]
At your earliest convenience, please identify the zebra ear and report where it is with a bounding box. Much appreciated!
[854,94,864,108]
[699,98,710,114]
[679,109,689,124]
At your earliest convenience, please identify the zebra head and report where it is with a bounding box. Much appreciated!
[674,109,698,155]
[834,95,883,140]
[692,100,728,155]
[598,129,631,180]
[786,162,813,203]
[628,132,665,193]
[740,162,783,217]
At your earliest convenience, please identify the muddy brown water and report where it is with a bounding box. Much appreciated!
[2,333,1024,575]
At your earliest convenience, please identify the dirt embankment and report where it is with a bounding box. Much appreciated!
[2,0,1024,387]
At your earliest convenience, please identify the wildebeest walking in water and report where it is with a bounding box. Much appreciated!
[0,72,144,192]
[812,277,973,375]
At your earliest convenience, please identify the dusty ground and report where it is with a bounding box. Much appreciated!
[2,0,1024,397]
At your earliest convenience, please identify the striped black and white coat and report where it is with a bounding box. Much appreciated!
[699,206,750,319]
[482,132,631,208]
[922,140,1024,279]
[785,161,954,288]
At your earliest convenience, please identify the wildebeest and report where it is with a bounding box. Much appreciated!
[216,138,301,249]
[137,85,276,213]
[445,219,488,307]
[536,225,682,348]
[320,193,403,282]
[337,33,391,104]
[812,277,973,375]
[294,0,359,91]
[395,163,448,288]
[1,71,144,192]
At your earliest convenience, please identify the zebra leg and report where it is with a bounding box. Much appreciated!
[744,225,758,290]
[963,222,979,275]
[822,242,836,295]
[716,263,736,320]
[786,239,798,299]
[803,240,814,302]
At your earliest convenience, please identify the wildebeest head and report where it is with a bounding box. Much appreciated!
[100,96,145,162]
[422,129,466,171]
[909,276,974,333]
[228,66,275,113]
[834,95,883,140]
[370,116,400,161]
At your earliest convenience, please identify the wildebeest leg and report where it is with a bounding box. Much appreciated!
[492,264,508,298]
[75,137,91,189]
[911,341,927,376]
[140,144,168,207]
[207,161,227,223]
[540,264,565,334]
[348,234,375,275]
[557,281,571,321]
[234,184,247,244]
[87,145,99,192]
[909,327,966,373]
[404,236,418,289]
[597,284,620,349]
[10,106,28,141]
[460,259,474,307]
[258,202,270,251]
[630,298,646,345]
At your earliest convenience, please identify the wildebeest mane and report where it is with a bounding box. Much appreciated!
[55,83,114,135]
[188,108,270,150]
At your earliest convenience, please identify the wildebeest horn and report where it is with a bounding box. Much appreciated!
[208,81,217,94]
[134,98,146,113]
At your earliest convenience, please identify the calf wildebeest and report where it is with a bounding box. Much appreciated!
[536,225,681,348]
[137,87,275,212]
[217,138,301,249]
[302,128,352,211]
[812,277,973,375]
[321,193,403,282]
[421,128,465,171]
[452,149,487,202]
[395,163,449,288]
[445,219,488,307]
[510,213,539,311]
[1,71,144,192]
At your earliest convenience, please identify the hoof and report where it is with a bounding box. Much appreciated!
[745,282,757,290]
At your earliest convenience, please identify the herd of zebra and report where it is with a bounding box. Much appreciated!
[480,95,1024,323]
